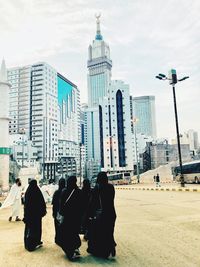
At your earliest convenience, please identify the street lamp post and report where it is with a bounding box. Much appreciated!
[155,70,189,187]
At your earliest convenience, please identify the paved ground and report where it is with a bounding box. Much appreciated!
[1,189,200,267]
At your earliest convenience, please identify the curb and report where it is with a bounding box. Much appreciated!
[115,187,200,192]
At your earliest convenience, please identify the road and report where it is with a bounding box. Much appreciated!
[0,190,200,267]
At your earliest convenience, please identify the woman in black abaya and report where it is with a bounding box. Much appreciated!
[59,176,82,260]
[87,172,117,258]
[23,179,46,251]
[80,179,92,240]
[52,178,65,245]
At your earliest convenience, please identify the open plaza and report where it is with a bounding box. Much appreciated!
[1,186,200,267]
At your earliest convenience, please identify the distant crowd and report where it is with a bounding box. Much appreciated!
[1,172,117,261]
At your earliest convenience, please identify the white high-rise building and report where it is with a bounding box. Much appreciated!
[87,14,112,107]
[8,62,80,181]
[132,96,157,138]
[84,106,101,162]
[8,65,31,138]
[99,80,134,172]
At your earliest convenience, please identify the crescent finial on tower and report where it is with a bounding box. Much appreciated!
[95,13,103,40]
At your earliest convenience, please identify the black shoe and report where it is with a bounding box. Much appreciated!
[67,251,76,261]
[74,249,81,256]
[8,217,12,222]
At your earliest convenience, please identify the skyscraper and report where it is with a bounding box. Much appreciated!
[84,16,135,176]
[132,96,157,138]
[99,80,134,172]
[87,14,112,107]
[8,62,80,180]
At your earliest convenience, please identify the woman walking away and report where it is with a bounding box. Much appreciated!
[59,176,82,261]
[87,172,117,259]
[52,178,65,246]
[80,179,92,240]
[23,179,46,252]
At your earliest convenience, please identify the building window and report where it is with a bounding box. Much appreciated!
[116,90,126,167]
[99,105,104,167]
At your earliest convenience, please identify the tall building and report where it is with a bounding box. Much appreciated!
[84,16,135,176]
[8,62,80,181]
[84,106,101,162]
[132,96,157,138]
[99,80,134,172]
[84,81,134,175]
[87,15,112,107]
[8,65,31,138]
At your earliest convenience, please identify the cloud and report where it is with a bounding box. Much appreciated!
[0,0,200,139]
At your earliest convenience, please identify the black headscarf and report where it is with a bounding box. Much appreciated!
[82,179,91,194]
[24,180,46,223]
[58,178,66,191]
[97,172,108,187]
[66,176,78,192]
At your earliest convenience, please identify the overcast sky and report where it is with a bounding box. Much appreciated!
[0,0,199,140]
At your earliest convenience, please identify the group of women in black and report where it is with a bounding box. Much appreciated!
[23,172,117,261]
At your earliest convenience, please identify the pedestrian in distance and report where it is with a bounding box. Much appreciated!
[59,176,82,261]
[23,179,47,252]
[80,179,92,240]
[153,175,156,183]
[156,173,161,187]
[48,179,58,202]
[0,178,22,222]
[87,171,117,259]
[52,178,65,246]
[40,183,50,203]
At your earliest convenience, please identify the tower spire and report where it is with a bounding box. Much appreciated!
[95,13,103,40]
[0,59,7,82]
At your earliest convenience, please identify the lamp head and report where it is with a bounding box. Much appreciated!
[178,76,189,82]
[155,75,163,80]
[158,73,166,78]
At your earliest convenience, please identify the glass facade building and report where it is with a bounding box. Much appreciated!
[133,96,157,139]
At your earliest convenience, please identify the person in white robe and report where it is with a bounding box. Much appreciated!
[48,182,58,202]
[40,184,50,203]
[0,178,22,221]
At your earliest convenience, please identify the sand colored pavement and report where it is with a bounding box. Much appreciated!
[0,190,200,267]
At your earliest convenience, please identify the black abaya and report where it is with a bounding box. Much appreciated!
[52,178,65,245]
[23,180,46,251]
[87,183,117,258]
[59,186,82,259]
